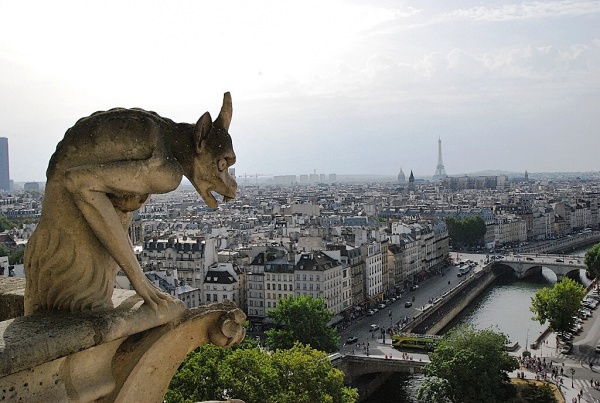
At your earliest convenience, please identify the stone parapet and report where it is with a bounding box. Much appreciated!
[0,278,245,402]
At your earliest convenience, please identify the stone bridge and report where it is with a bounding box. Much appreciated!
[332,354,426,379]
[332,355,427,402]
[491,255,587,281]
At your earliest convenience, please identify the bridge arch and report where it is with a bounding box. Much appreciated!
[490,258,587,283]
[335,356,426,379]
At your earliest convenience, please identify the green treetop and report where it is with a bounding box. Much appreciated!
[166,342,358,403]
[417,324,519,403]
[585,242,600,284]
[530,277,586,333]
[265,295,340,353]
[444,216,487,248]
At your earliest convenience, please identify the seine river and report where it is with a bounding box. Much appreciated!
[365,247,592,402]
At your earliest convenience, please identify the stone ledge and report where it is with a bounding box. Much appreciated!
[0,278,186,377]
[0,277,245,402]
[0,277,26,321]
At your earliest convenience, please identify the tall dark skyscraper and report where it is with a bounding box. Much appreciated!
[0,137,10,190]
[432,137,447,180]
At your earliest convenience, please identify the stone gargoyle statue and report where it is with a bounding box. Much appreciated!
[23,93,237,315]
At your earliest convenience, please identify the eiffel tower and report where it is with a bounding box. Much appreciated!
[432,137,447,180]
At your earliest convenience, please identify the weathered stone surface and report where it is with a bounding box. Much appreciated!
[24,93,237,314]
[0,281,184,378]
[0,94,243,402]
[0,277,246,402]
[0,277,25,320]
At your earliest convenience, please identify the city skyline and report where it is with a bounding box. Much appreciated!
[1,1,599,182]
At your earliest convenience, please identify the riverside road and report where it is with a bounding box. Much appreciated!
[337,252,600,403]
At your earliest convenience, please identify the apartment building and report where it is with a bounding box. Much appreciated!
[203,262,242,305]
[360,242,383,303]
[294,251,345,315]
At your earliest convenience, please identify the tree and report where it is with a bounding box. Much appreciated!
[0,215,16,232]
[530,277,586,333]
[585,242,600,283]
[9,249,24,265]
[444,216,487,248]
[165,342,358,403]
[166,342,231,402]
[265,295,340,353]
[417,324,519,403]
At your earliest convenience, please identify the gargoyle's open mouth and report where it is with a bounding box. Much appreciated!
[200,188,236,209]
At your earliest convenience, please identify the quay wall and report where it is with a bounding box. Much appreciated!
[425,269,497,335]
[405,234,600,336]
[404,266,497,335]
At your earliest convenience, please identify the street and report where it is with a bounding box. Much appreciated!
[338,260,466,352]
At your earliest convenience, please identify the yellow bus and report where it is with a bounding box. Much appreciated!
[392,333,442,351]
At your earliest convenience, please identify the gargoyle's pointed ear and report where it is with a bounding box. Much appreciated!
[194,112,212,153]
[215,92,232,131]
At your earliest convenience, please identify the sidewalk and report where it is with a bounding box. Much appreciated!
[507,334,600,403]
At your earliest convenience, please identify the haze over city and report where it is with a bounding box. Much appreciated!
[1,0,599,182]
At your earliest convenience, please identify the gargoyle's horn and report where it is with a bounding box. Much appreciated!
[216,92,233,131]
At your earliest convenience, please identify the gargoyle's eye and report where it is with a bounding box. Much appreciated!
[218,158,228,172]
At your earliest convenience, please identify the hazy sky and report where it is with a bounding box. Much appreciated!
[1,0,599,182]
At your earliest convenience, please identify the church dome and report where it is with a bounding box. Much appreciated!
[398,168,406,183]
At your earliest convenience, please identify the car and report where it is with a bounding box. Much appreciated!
[378,303,386,309]
[391,297,397,302]
[410,285,419,291]
[369,324,380,332]
[560,342,573,354]
[556,258,564,262]
[526,257,534,261]
[579,308,592,319]
[366,309,375,316]
[346,336,358,344]
[596,344,600,354]
[405,301,413,308]
[557,332,573,341]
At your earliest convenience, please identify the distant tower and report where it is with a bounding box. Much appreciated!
[432,137,447,180]
[397,167,406,184]
[408,170,415,191]
[0,137,9,190]
[524,170,529,182]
